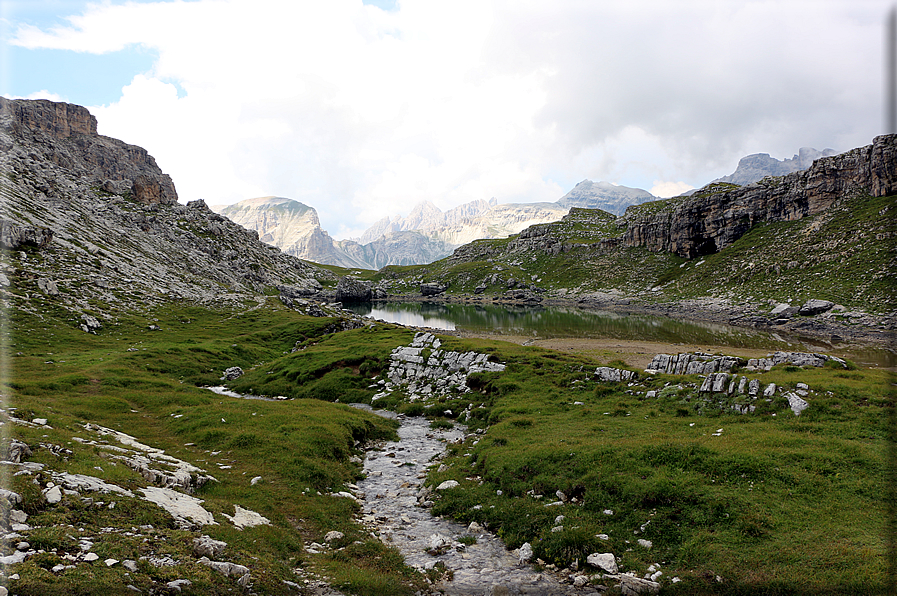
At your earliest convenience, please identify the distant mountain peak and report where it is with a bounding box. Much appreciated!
[714,147,839,187]
[556,180,656,215]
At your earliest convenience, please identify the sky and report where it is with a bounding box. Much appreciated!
[1,0,890,239]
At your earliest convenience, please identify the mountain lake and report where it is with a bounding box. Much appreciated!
[345,301,893,369]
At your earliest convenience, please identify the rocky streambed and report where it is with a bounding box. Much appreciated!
[353,406,603,595]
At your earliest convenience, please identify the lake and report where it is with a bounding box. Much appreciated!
[344,301,893,368]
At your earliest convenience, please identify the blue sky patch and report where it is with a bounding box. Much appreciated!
[2,44,158,106]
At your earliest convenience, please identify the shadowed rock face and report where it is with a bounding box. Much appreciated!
[622,135,897,258]
[1,97,178,205]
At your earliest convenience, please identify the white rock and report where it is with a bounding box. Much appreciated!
[33,418,47,425]
[83,552,100,562]
[517,542,533,563]
[785,392,809,416]
[467,521,484,534]
[620,573,661,595]
[573,575,589,587]
[603,509,614,515]
[436,480,459,491]
[637,538,653,548]
[167,579,192,592]
[0,552,26,565]
[44,485,63,504]
[140,486,216,527]
[250,476,262,485]
[222,504,270,529]
[105,558,119,567]
[586,552,618,574]
[323,531,344,543]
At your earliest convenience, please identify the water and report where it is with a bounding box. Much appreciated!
[345,301,892,367]
[353,406,597,594]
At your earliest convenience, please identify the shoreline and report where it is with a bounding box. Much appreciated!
[364,292,896,369]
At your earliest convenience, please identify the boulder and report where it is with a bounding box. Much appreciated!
[323,531,344,543]
[587,552,618,573]
[785,392,809,416]
[80,314,102,334]
[595,367,637,382]
[436,480,459,491]
[420,282,447,296]
[335,276,372,302]
[798,299,835,316]
[620,574,661,595]
[3,440,32,463]
[197,556,250,577]
[0,219,53,250]
[221,367,244,381]
[517,542,533,563]
[193,535,227,559]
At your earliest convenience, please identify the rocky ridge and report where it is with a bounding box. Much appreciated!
[0,98,335,321]
[622,135,897,258]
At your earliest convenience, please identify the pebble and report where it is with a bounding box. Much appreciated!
[356,407,602,594]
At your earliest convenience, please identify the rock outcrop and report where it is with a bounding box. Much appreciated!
[335,276,373,302]
[0,98,333,316]
[622,134,897,258]
[375,332,506,401]
[1,98,178,205]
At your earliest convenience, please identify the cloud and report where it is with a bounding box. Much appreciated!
[9,0,888,237]
[650,181,694,198]
[3,89,67,102]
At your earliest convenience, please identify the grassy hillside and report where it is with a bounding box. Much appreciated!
[373,192,896,314]
[3,299,891,594]
[3,303,429,595]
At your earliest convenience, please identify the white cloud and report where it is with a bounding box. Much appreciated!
[10,0,889,238]
[3,89,68,102]
[650,181,694,199]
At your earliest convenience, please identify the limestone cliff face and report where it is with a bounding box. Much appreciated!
[0,98,177,205]
[0,98,330,313]
[622,135,897,258]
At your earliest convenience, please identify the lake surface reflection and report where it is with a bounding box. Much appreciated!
[344,301,892,367]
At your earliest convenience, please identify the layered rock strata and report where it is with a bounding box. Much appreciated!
[376,332,505,400]
[622,134,897,258]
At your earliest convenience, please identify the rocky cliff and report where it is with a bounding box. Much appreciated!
[0,97,178,205]
[0,98,333,318]
[215,196,455,269]
[622,134,897,258]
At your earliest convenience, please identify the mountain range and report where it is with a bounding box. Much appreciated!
[214,148,839,269]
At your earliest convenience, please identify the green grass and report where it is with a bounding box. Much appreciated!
[4,299,892,594]
[421,336,891,594]
[370,191,895,314]
[4,302,428,595]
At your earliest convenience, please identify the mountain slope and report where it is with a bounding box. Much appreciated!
[0,98,333,317]
[373,135,897,338]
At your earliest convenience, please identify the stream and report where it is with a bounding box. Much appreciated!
[352,406,600,595]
